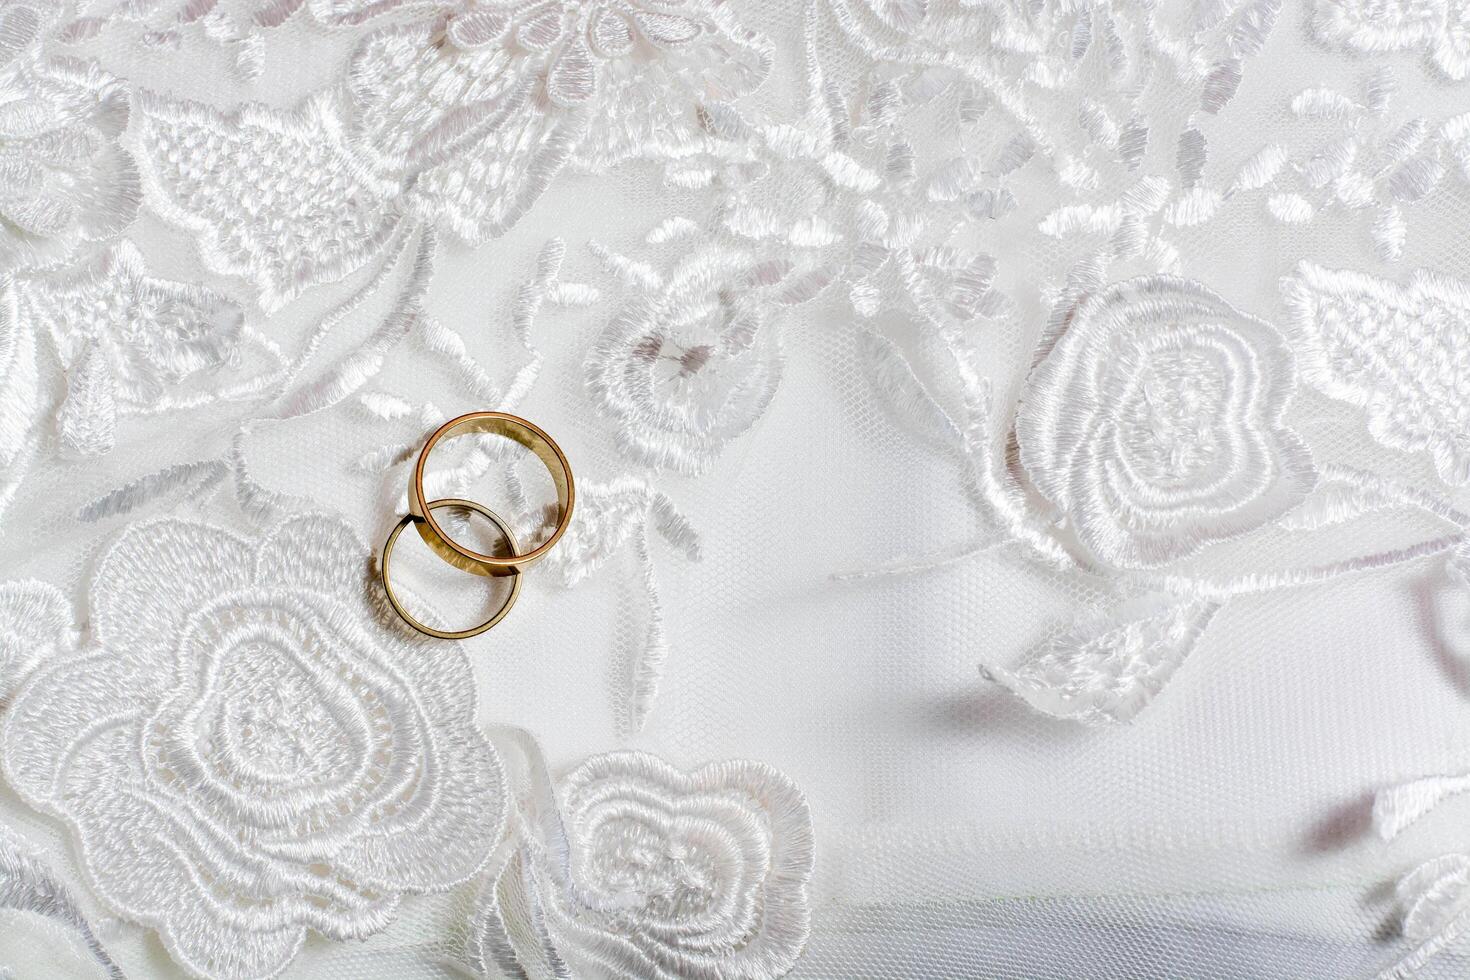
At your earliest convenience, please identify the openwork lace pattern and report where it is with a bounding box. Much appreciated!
[2,0,1470,975]
[1016,276,1315,570]
[2,513,506,980]
[472,734,814,980]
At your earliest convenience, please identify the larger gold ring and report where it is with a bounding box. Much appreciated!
[409,412,575,577]
[382,498,523,639]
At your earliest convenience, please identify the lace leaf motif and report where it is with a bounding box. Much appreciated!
[132,91,401,314]
[1283,262,1470,487]
[981,596,1220,725]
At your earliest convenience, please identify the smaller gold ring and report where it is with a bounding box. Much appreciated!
[381,498,523,640]
[410,412,574,577]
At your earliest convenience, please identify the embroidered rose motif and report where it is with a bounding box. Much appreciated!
[1016,276,1315,569]
[0,58,139,273]
[474,748,814,980]
[585,245,784,474]
[2,513,505,980]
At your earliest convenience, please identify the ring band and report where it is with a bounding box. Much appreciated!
[381,498,524,639]
[410,412,575,577]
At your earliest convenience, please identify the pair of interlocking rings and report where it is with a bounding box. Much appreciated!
[379,412,575,639]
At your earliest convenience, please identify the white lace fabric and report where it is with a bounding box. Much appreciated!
[3,0,1470,978]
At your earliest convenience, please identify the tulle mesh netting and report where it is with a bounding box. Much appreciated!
[3,0,1470,977]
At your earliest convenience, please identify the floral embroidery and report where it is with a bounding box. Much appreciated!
[694,70,1007,329]
[0,57,139,273]
[2,512,505,980]
[2,0,1468,971]
[981,596,1220,726]
[346,0,769,244]
[0,280,38,474]
[13,240,282,456]
[1283,262,1470,487]
[131,1,767,310]
[0,828,122,980]
[1016,276,1315,570]
[0,580,72,705]
[0,1,59,71]
[1243,70,1463,261]
[542,476,700,732]
[441,0,750,115]
[553,0,770,167]
[474,741,814,980]
[342,18,579,247]
[52,0,267,79]
[1312,0,1470,81]
[585,244,785,475]
[133,92,400,313]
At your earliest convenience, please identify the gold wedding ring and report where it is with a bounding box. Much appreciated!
[411,413,575,577]
[381,498,523,639]
[378,412,574,640]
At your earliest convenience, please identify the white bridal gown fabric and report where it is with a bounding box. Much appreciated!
[3,0,1470,977]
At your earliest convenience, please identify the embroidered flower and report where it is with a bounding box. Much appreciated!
[474,749,814,980]
[346,0,768,243]
[3,513,505,980]
[135,1,765,306]
[444,0,716,106]
[12,240,283,457]
[585,245,784,474]
[1016,276,1316,569]
[448,0,767,160]
[0,58,139,273]
[0,828,122,980]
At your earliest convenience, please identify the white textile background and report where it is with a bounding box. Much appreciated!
[2,0,1470,978]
